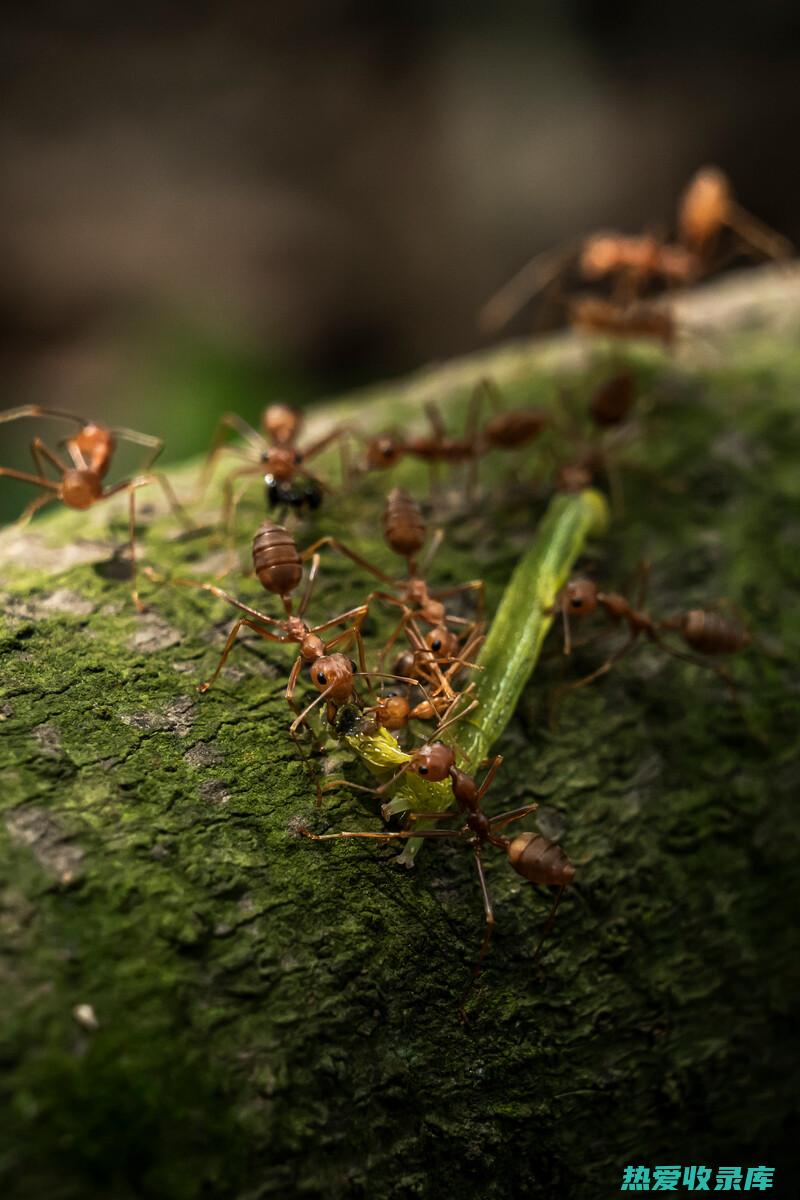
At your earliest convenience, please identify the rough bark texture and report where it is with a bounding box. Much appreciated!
[1,267,799,1200]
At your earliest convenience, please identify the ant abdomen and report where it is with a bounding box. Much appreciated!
[679,609,751,655]
[383,488,427,561]
[483,409,549,449]
[506,832,575,887]
[252,521,303,597]
[589,372,636,428]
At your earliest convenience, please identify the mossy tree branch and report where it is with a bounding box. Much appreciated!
[1,266,799,1200]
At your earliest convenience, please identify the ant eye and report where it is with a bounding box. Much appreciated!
[432,639,442,652]
[294,451,303,464]
[418,765,428,775]
[317,672,327,684]
[571,598,583,608]
[383,447,393,458]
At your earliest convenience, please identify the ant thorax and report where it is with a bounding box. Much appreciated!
[403,578,446,624]
[262,446,300,482]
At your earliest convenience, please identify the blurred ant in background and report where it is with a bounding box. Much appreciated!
[199,402,350,527]
[0,405,192,608]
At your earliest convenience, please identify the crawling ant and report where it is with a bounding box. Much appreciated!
[362,382,550,495]
[549,572,752,721]
[156,520,425,787]
[362,397,482,496]
[161,520,371,711]
[303,487,485,671]
[479,166,791,337]
[0,405,192,609]
[299,744,574,1011]
[552,370,639,507]
[479,235,686,336]
[199,402,349,527]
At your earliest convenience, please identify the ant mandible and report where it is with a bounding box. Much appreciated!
[0,405,192,609]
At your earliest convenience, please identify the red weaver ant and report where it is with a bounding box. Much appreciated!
[0,405,192,609]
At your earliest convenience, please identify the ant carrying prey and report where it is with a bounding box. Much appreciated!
[0,405,192,609]
[299,744,574,1013]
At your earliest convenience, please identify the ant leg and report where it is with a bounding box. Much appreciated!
[0,405,84,426]
[633,559,651,608]
[464,386,484,501]
[312,603,369,637]
[549,632,639,727]
[285,654,306,715]
[477,243,575,335]
[29,437,68,479]
[531,886,566,965]
[300,424,350,463]
[297,554,321,616]
[476,755,504,803]
[418,527,444,573]
[430,579,486,617]
[726,203,793,261]
[0,467,61,490]
[459,848,495,1020]
[489,803,540,832]
[15,490,56,529]
[377,609,414,671]
[149,472,196,530]
[170,577,285,629]
[127,486,145,611]
[198,413,263,492]
[297,827,464,843]
[651,633,739,698]
[199,618,286,693]
[433,696,479,740]
[289,681,344,735]
[110,427,165,471]
[299,536,394,584]
[220,465,262,532]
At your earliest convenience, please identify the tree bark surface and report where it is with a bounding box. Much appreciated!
[1,266,799,1200]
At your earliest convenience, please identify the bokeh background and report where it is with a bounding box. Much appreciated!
[2,1,799,519]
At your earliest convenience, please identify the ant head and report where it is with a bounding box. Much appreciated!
[263,404,301,445]
[408,741,456,783]
[366,435,402,469]
[310,653,353,702]
[678,166,730,251]
[299,631,324,661]
[564,579,598,615]
[60,469,103,510]
[425,626,459,658]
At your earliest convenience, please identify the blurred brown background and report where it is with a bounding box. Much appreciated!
[1,1,799,517]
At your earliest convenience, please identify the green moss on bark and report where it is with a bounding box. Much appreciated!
[1,268,799,1199]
